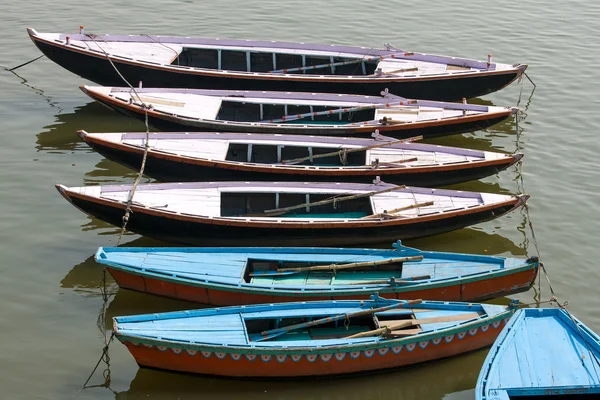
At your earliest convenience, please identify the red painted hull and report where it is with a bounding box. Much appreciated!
[120,317,509,377]
[108,267,537,305]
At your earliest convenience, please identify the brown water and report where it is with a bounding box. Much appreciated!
[2,1,600,399]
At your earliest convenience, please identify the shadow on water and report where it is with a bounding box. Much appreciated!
[61,236,173,292]
[35,101,146,153]
[112,347,487,400]
[5,67,64,113]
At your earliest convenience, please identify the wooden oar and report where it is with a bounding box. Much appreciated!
[360,201,435,220]
[346,312,480,338]
[346,274,431,285]
[260,100,422,124]
[371,157,418,168]
[277,255,422,273]
[244,184,406,218]
[269,56,382,74]
[250,299,422,342]
[249,255,423,277]
[383,66,419,75]
[280,135,423,165]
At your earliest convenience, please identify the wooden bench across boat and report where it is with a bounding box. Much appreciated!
[78,130,523,186]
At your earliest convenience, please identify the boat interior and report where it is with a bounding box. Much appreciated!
[174,48,381,75]
[215,100,376,124]
[244,307,483,342]
[225,143,366,165]
[220,192,373,218]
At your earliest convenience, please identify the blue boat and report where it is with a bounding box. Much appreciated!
[113,294,517,377]
[476,308,600,399]
[94,241,539,306]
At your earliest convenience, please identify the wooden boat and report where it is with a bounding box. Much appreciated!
[476,308,600,399]
[27,27,527,101]
[56,180,529,246]
[80,86,516,140]
[113,294,518,377]
[78,130,523,186]
[95,241,540,305]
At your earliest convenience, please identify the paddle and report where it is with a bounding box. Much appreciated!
[360,201,435,220]
[241,184,406,218]
[249,299,422,342]
[279,135,423,166]
[345,274,431,285]
[248,255,423,277]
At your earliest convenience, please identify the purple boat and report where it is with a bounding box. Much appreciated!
[28,27,527,101]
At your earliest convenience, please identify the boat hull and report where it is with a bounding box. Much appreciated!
[83,88,513,140]
[57,186,523,246]
[118,315,511,377]
[107,266,537,305]
[83,136,519,186]
[31,36,522,101]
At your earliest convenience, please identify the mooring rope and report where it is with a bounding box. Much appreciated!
[72,332,116,399]
[4,54,45,72]
[143,34,180,65]
[70,33,154,396]
[83,34,152,245]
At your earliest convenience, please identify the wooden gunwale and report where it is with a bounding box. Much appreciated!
[30,32,525,84]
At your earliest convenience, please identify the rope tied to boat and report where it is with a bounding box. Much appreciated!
[143,34,180,65]
[72,331,116,399]
[4,55,45,72]
[82,34,152,246]
[338,149,348,166]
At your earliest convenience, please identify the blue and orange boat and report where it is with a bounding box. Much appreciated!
[95,241,539,306]
[113,294,518,377]
[476,308,600,399]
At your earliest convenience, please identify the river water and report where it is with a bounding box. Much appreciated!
[2,1,600,399]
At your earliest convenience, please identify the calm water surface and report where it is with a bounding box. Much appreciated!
[2,1,600,399]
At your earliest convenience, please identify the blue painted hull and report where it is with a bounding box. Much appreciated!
[476,308,600,399]
[95,242,539,305]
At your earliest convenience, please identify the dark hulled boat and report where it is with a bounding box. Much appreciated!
[56,180,528,246]
[78,130,523,186]
[80,86,516,140]
[28,28,527,101]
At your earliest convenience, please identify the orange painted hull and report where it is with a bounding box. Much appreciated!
[120,317,509,377]
[108,267,537,305]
